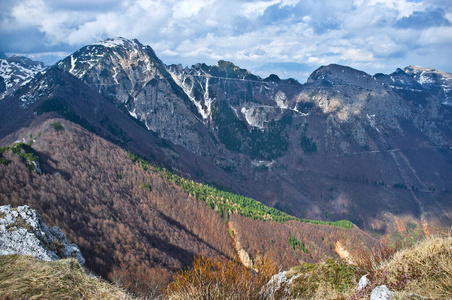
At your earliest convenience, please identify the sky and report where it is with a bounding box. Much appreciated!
[1,0,451,82]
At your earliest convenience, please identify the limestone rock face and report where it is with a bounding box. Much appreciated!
[57,37,209,156]
[0,205,85,265]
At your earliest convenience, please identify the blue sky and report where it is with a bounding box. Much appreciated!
[1,0,451,82]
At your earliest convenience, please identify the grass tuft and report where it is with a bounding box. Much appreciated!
[0,255,135,300]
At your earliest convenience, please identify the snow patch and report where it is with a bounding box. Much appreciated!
[129,108,138,119]
[366,114,380,132]
[170,71,210,120]
[418,71,434,85]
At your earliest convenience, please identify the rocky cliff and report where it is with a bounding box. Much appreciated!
[0,205,85,265]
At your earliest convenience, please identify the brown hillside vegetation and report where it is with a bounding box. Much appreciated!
[0,117,377,296]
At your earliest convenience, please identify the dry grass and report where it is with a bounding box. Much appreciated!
[0,255,135,300]
[164,254,278,300]
[376,234,452,299]
[348,233,452,299]
[354,239,400,274]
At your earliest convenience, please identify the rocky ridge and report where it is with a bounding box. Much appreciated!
[0,205,85,265]
[57,37,211,156]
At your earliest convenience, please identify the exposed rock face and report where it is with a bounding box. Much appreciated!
[0,205,85,265]
[260,271,288,299]
[57,37,210,156]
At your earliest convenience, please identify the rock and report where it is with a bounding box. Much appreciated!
[358,274,370,290]
[0,205,85,265]
[260,271,287,298]
[371,285,394,300]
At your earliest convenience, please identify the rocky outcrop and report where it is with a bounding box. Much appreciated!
[0,205,85,265]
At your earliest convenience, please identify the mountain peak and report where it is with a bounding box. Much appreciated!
[91,37,143,51]
[307,64,374,87]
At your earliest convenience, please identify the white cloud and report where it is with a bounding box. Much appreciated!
[1,0,451,77]
[241,0,280,19]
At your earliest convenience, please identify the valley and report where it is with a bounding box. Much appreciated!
[1,36,452,297]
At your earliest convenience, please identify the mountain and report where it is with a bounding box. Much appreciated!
[1,37,452,281]
[252,62,315,83]
[0,55,46,99]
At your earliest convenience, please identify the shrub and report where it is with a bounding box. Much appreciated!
[285,258,362,300]
[164,254,277,300]
[50,121,65,132]
[288,234,308,254]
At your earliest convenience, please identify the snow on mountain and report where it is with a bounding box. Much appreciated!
[0,56,46,99]
[404,65,452,106]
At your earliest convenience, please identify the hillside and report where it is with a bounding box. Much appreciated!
[0,117,377,296]
[48,37,452,240]
[1,38,451,244]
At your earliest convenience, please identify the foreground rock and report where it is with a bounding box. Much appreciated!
[0,205,85,265]
[371,285,394,300]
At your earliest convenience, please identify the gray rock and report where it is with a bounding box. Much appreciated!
[260,271,287,298]
[371,285,394,300]
[0,205,85,265]
[358,274,370,290]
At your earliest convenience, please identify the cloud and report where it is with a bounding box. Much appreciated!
[395,8,452,29]
[0,0,451,77]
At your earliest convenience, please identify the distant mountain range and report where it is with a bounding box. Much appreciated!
[1,37,451,287]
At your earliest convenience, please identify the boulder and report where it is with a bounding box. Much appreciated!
[371,285,394,300]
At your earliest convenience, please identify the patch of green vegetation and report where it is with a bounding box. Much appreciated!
[141,183,152,191]
[36,97,95,133]
[288,235,308,253]
[50,121,65,132]
[128,152,354,229]
[212,101,291,160]
[0,143,41,173]
[0,146,9,165]
[299,123,317,153]
[10,143,39,165]
[288,258,362,298]
[392,183,407,189]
